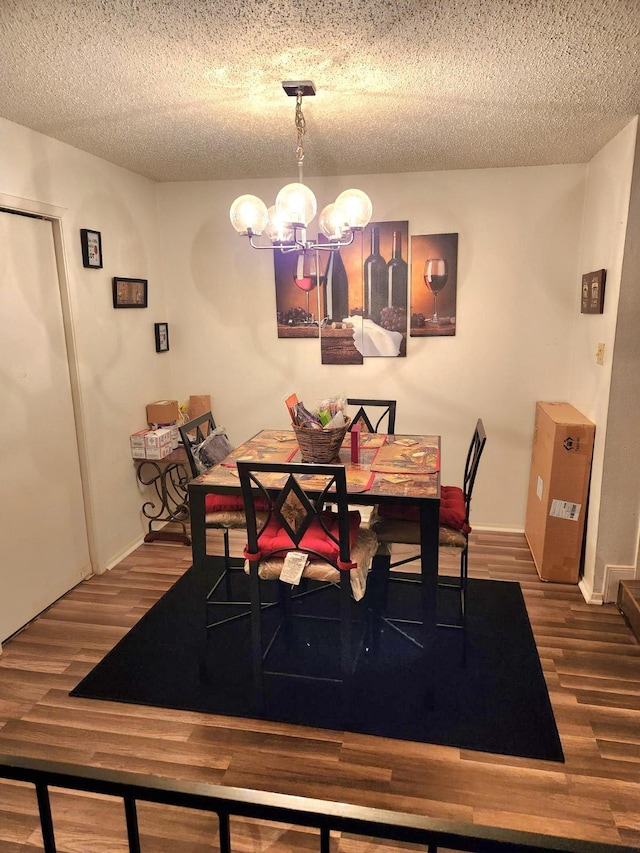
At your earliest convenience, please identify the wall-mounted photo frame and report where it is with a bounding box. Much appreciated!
[154,322,169,352]
[581,269,606,314]
[80,228,102,268]
[113,277,148,308]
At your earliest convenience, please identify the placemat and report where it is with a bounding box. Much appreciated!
[370,438,440,474]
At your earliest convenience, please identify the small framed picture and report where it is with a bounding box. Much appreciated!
[80,229,102,268]
[581,269,606,314]
[154,322,170,352]
[113,277,148,308]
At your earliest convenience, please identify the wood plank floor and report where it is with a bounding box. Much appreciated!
[1,529,640,852]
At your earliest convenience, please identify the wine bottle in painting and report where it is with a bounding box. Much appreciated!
[323,249,349,323]
[363,225,387,324]
[387,230,407,310]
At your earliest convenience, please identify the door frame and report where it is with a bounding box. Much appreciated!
[0,192,97,579]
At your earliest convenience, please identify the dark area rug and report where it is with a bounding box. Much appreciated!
[71,563,564,762]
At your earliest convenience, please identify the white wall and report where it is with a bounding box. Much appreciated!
[572,118,640,601]
[0,117,174,571]
[568,119,639,601]
[158,164,586,531]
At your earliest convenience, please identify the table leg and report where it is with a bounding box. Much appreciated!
[419,499,439,650]
[137,460,191,544]
[189,489,207,572]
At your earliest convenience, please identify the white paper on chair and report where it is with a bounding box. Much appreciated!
[280,551,309,585]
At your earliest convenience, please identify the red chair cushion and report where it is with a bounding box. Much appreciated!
[251,510,361,563]
[205,493,268,513]
[378,485,470,533]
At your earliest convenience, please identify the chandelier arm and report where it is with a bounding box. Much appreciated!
[307,231,356,251]
[249,235,307,251]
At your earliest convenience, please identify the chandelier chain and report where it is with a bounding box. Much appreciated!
[294,89,306,172]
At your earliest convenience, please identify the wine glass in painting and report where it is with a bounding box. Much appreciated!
[424,258,448,324]
[294,251,325,323]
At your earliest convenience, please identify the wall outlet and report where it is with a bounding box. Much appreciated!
[596,342,605,365]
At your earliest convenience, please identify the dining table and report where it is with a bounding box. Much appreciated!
[187,428,441,649]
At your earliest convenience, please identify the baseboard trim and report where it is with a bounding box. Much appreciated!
[472,524,525,534]
[603,564,637,604]
[104,534,147,572]
[579,576,602,605]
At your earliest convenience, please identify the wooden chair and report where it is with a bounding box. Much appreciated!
[347,398,396,434]
[370,419,487,633]
[237,460,378,713]
[179,412,258,629]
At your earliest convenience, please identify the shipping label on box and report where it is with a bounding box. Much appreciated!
[549,499,581,521]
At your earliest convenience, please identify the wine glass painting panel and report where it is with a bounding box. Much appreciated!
[410,233,458,337]
[319,220,409,364]
[274,251,321,338]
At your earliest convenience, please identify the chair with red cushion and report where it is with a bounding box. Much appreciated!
[370,419,486,631]
[237,460,378,713]
[180,412,266,629]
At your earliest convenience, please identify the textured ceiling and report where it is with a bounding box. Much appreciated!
[1,0,639,183]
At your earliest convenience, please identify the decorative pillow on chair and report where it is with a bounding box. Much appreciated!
[377,485,470,533]
[252,510,362,563]
[205,493,269,513]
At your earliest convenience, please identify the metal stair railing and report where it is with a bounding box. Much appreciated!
[0,753,636,853]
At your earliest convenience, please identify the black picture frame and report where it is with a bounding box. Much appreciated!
[80,228,102,268]
[154,322,170,352]
[580,269,606,314]
[113,277,148,308]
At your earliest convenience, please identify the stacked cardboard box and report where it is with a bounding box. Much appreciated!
[524,402,595,583]
[130,427,174,460]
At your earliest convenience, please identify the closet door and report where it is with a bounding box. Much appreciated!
[0,210,91,643]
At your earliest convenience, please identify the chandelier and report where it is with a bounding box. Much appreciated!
[229,81,373,253]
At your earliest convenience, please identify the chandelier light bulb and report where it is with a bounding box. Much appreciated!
[319,203,350,240]
[275,182,317,227]
[334,188,373,229]
[265,206,294,243]
[229,194,269,235]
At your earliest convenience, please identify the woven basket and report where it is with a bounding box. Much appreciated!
[293,417,351,463]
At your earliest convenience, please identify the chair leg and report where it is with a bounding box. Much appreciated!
[222,528,233,597]
[249,563,265,714]
[339,576,355,712]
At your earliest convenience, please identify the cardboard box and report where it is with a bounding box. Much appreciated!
[145,442,174,460]
[524,402,595,583]
[145,427,172,449]
[146,399,179,425]
[130,429,150,458]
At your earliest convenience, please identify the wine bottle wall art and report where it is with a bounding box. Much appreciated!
[273,221,411,361]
